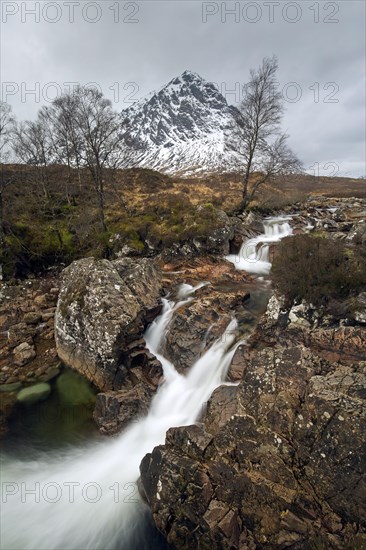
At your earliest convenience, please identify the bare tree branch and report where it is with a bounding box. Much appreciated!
[237,56,302,211]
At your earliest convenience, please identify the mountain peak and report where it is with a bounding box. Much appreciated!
[120,72,242,175]
[168,70,203,85]
[181,69,203,81]
[164,70,208,95]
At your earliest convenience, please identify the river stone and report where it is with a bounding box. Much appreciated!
[0,382,22,393]
[56,370,95,406]
[13,342,36,366]
[23,312,42,325]
[39,366,61,382]
[17,383,51,405]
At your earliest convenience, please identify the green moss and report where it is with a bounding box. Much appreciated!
[1,218,79,277]
[1,165,227,278]
[56,370,96,406]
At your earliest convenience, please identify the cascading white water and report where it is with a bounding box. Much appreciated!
[226,215,293,275]
[0,287,240,550]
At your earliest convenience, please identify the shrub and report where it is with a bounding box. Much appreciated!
[1,220,79,277]
[271,234,366,306]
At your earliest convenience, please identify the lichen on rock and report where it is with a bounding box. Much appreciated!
[55,257,163,391]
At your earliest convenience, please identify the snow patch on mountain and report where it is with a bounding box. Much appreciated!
[119,70,243,175]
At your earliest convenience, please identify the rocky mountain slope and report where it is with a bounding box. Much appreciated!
[119,70,243,175]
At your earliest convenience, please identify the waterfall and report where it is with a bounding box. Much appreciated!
[226,215,293,275]
[0,286,240,550]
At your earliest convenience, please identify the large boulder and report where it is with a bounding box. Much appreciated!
[140,345,366,549]
[55,257,162,391]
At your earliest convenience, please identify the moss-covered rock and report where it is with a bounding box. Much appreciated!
[17,383,51,405]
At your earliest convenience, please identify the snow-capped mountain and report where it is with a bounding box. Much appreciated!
[119,70,243,175]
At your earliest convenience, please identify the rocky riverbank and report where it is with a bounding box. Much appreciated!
[1,195,365,548]
[137,197,366,549]
[140,293,366,548]
[0,276,61,434]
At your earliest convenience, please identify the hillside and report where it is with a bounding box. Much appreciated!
[0,163,365,278]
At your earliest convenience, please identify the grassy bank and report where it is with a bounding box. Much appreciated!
[1,164,365,278]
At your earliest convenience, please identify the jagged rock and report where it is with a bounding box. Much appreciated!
[140,344,366,549]
[204,385,238,434]
[162,284,249,372]
[288,302,313,328]
[227,345,248,381]
[93,384,153,435]
[13,342,36,366]
[55,257,162,391]
[307,326,366,360]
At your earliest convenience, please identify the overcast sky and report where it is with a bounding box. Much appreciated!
[1,0,365,176]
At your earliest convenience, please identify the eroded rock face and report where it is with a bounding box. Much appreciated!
[158,257,256,373]
[55,257,162,391]
[162,288,249,372]
[93,384,153,435]
[140,345,366,549]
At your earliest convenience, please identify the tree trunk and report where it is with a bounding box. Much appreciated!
[240,172,250,213]
[0,190,5,280]
[96,170,107,233]
[0,191,4,251]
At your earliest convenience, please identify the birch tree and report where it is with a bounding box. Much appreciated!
[238,56,302,211]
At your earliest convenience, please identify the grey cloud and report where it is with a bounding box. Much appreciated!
[0,0,364,176]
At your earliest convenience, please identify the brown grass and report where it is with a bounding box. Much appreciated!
[1,163,365,277]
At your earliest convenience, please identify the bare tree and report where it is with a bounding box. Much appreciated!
[0,101,15,163]
[238,56,302,211]
[40,96,84,189]
[0,103,17,269]
[70,86,123,232]
[12,115,53,198]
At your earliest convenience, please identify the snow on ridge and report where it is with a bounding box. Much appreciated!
[119,70,243,175]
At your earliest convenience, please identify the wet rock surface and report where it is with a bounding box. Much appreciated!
[140,340,366,549]
[159,257,261,373]
[161,285,251,372]
[139,198,366,550]
[93,384,153,435]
